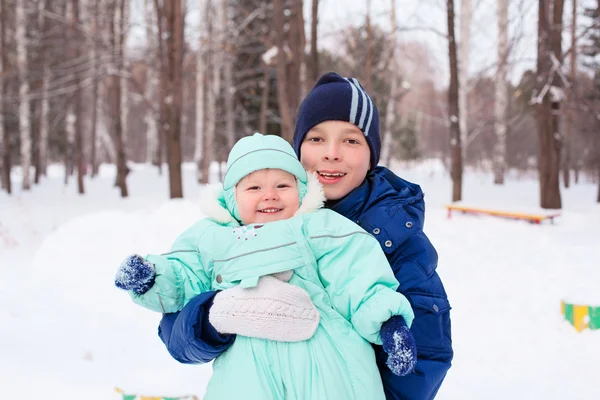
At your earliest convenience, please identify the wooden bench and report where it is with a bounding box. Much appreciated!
[445,204,561,224]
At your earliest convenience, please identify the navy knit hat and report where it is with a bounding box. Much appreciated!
[293,72,381,169]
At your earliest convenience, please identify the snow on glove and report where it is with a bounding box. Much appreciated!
[114,254,156,295]
[209,275,320,342]
[381,315,417,376]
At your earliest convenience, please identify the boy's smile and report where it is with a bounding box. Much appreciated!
[300,121,371,200]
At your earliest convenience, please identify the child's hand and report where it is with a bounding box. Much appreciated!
[381,315,417,376]
[114,254,156,295]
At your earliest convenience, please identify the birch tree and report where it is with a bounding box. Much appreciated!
[201,0,218,183]
[223,0,235,152]
[381,0,398,167]
[17,0,31,190]
[144,0,159,168]
[194,0,207,182]
[493,0,508,184]
[38,0,51,179]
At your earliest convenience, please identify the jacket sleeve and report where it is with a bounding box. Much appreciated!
[158,291,236,364]
[377,231,453,400]
[131,226,212,313]
[312,218,415,345]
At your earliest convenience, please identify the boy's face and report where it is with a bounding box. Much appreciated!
[300,120,371,201]
[235,169,300,225]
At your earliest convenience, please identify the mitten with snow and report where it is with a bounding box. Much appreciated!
[114,254,156,295]
[380,315,417,376]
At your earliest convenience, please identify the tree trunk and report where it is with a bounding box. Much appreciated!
[144,0,159,168]
[536,0,563,209]
[112,0,129,197]
[90,4,99,178]
[201,0,217,183]
[564,0,576,188]
[17,0,31,190]
[447,0,463,202]
[364,0,373,93]
[72,0,84,194]
[459,0,471,164]
[597,162,600,202]
[164,0,184,198]
[193,0,206,183]
[259,68,269,134]
[273,0,294,142]
[223,0,235,151]
[309,0,319,83]
[493,0,508,185]
[381,0,398,167]
[0,0,9,193]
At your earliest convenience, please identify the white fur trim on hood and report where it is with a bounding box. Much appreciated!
[199,172,325,224]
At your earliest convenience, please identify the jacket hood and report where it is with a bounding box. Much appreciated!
[199,172,326,225]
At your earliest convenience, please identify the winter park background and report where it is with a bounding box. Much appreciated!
[1,161,599,400]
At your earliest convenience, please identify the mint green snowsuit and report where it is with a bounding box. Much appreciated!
[131,203,414,399]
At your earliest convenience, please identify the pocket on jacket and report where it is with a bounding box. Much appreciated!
[408,293,453,362]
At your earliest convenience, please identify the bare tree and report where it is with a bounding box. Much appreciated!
[36,0,50,180]
[447,0,463,201]
[309,0,319,83]
[201,0,219,183]
[381,0,398,167]
[493,0,508,184]
[0,0,8,193]
[90,0,101,177]
[564,0,576,188]
[459,0,471,162]
[223,0,235,151]
[364,0,373,93]
[194,0,207,183]
[111,0,129,197]
[156,0,184,197]
[273,0,294,142]
[71,0,85,194]
[17,0,31,190]
[144,0,159,168]
[535,0,564,209]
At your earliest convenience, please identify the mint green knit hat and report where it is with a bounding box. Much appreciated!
[221,133,308,222]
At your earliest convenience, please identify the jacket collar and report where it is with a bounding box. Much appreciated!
[199,172,325,225]
[327,166,425,223]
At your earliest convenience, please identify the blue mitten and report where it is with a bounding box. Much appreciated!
[380,315,417,376]
[114,254,156,295]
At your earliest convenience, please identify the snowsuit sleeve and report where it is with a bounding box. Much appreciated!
[130,224,212,313]
[312,213,414,345]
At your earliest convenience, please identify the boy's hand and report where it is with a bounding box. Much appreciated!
[381,315,417,376]
[115,254,156,295]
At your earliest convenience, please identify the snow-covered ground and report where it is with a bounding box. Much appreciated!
[1,161,599,400]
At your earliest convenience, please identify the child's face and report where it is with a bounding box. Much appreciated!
[299,120,371,200]
[235,169,300,224]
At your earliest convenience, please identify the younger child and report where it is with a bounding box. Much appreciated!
[115,133,416,400]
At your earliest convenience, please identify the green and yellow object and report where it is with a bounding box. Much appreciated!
[561,300,600,332]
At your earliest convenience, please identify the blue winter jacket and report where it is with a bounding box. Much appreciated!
[158,166,453,400]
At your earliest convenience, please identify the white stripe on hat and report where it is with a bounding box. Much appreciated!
[344,78,359,125]
[364,95,374,137]
[352,78,368,129]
